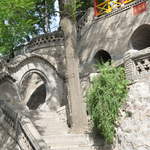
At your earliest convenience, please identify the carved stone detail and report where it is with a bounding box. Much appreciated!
[124,48,150,81]
[26,31,64,51]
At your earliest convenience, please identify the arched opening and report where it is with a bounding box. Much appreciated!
[27,84,46,110]
[129,24,150,50]
[93,50,111,64]
[21,72,47,110]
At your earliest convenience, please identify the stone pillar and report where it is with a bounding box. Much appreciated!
[61,17,88,133]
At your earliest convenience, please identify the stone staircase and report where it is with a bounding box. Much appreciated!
[29,106,102,150]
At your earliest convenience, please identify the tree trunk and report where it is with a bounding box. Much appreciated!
[60,17,88,133]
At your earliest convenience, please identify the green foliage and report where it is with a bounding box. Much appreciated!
[86,63,128,143]
[80,0,93,11]
[0,0,37,54]
[0,0,56,55]
[63,0,93,21]
[35,0,56,33]
[63,0,83,21]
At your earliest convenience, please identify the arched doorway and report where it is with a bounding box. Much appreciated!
[20,72,47,110]
[129,24,150,50]
[93,50,111,64]
[27,84,46,110]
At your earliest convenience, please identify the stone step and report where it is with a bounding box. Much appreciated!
[49,144,102,150]
[36,129,68,136]
[42,134,89,146]
[30,112,60,119]
[51,147,100,150]
[29,110,69,137]
[33,119,67,126]
[51,147,102,150]
[50,146,92,150]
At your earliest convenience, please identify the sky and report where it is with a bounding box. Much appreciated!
[50,0,60,32]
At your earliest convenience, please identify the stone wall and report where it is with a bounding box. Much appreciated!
[78,0,150,64]
[115,81,150,150]
[0,109,20,150]
[0,30,66,111]
[14,31,66,76]
[114,48,150,150]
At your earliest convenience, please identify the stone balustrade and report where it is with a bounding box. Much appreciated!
[26,31,64,52]
[124,47,150,81]
[0,100,49,150]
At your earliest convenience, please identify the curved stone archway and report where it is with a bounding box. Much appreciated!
[80,49,111,74]
[129,24,150,50]
[20,72,47,110]
[10,54,65,111]
[93,50,111,64]
[27,83,46,110]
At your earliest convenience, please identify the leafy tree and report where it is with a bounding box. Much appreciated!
[0,0,56,56]
[34,0,56,33]
[60,0,90,131]
[80,0,93,12]
[0,0,37,55]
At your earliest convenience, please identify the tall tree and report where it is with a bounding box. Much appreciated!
[60,0,88,133]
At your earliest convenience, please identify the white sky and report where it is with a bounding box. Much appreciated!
[50,0,60,32]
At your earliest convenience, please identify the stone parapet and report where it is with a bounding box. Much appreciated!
[0,100,49,150]
[124,48,150,82]
[26,31,64,52]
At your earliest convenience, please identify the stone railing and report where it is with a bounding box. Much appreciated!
[26,31,64,52]
[0,100,49,150]
[94,0,148,21]
[77,0,148,40]
[124,48,150,81]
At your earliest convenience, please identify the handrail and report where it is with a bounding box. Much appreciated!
[77,0,148,40]
[0,100,49,150]
[94,0,148,20]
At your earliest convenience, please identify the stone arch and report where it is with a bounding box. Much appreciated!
[27,82,46,110]
[10,54,64,111]
[93,50,111,64]
[20,70,48,110]
[81,50,111,74]
[129,24,150,50]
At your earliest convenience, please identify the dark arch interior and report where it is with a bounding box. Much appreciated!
[94,50,111,64]
[21,72,47,110]
[129,24,150,50]
[27,84,46,110]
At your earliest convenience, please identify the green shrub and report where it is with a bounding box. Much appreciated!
[86,63,128,143]
[63,0,83,21]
